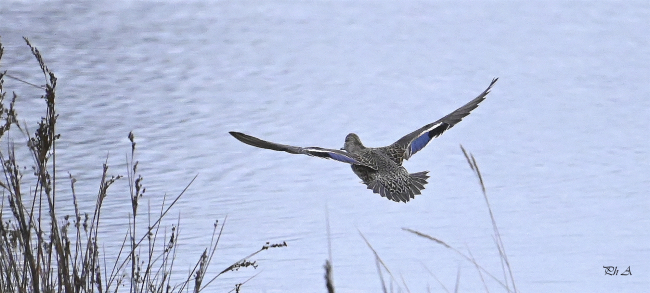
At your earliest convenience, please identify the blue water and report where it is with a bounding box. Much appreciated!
[1,0,648,292]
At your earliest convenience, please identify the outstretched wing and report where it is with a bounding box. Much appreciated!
[380,78,498,163]
[229,131,376,168]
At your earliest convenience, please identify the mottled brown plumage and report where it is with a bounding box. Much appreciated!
[230,78,497,202]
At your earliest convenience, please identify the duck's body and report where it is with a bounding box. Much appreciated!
[343,134,430,202]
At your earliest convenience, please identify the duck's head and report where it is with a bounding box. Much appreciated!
[342,133,365,152]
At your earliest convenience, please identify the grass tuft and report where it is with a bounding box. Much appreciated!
[0,37,286,293]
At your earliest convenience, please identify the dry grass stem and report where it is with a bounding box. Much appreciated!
[0,37,285,293]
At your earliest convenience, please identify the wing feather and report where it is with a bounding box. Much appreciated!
[381,78,498,162]
[229,132,374,168]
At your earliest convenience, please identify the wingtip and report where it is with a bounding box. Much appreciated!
[489,77,499,87]
[229,131,248,142]
[482,77,499,95]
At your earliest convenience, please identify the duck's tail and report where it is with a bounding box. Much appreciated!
[366,170,430,203]
[407,171,430,196]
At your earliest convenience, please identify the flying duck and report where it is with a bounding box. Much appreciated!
[230,78,498,203]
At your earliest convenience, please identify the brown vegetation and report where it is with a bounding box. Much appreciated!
[0,37,286,293]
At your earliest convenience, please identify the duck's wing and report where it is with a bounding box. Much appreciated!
[379,78,498,163]
[229,131,376,168]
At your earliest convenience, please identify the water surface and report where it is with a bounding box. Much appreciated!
[0,0,648,292]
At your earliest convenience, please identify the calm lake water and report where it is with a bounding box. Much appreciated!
[1,0,648,292]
